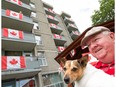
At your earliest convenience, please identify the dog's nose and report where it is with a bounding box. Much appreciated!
[64,77,70,84]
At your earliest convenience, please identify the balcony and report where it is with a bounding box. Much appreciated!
[47,15,59,24]
[2,0,32,16]
[2,9,34,32]
[53,34,66,46]
[70,31,80,40]
[43,1,53,10]
[61,12,71,18]
[67,24,78,32]
[64,17,74,24]
[20,0,30,4]
[2,56,41,80]
[44,8,56,17]
[50,23,63,34]
[2,29,36,51]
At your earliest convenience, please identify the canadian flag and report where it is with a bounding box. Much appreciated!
[48,8,55,13]
[2,56,26,70]
[54,34,62,39]
[3,28,24,39]
[6,9,23,20]
[6,0,22,6]
[58,46,65,52]
[72,31,79,35]
[47,15,54,19]
[50,23,57,28]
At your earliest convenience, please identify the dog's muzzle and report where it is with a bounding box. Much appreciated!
[64,76,70,84]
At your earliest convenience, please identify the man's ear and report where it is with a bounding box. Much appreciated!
[78,55,88,67]
[109,32,115,40]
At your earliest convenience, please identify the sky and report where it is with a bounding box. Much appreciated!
[42,0,100,33]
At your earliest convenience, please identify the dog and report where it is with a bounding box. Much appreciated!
[63,55,115,87]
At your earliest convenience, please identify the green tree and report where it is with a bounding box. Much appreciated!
[91,0,115,25]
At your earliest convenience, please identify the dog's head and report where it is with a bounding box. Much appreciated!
[63,55,88,84]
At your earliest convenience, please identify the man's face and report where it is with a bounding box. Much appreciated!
[86,32,115,63]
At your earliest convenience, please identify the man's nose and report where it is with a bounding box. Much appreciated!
[89,43,98,51]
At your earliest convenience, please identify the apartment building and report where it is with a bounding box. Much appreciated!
[1,0,80,87]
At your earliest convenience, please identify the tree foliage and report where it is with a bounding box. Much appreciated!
[91,0,115,25]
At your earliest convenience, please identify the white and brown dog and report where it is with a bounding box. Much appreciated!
[63,55,115,87]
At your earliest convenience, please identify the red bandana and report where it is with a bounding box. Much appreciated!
[95,61,115,76]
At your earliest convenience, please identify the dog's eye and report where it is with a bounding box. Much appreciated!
[63,67,66,71]
[71,67,77,71]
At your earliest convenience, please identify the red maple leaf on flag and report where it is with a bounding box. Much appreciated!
[10,59,18,65]
[12,12,18,16]
[10,31,17,36]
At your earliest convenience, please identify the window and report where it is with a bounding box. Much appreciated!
[23,51,32,57]
[38,51,47,66]
[31,12,36,18]
[16,78,35,87]
[42,73,64,87]
[35,35,42,45]
[33,22,39,29]
[38,52,44,58]
[30,3,35,8]
[2,79,16,87]
[5,51,22,56]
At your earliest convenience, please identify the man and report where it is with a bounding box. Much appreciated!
[81,26,115,76]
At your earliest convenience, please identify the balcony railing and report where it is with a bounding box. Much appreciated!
[64,17,74,24]
[44,8,56,17]
[50,23,63,34]
[20,0,30,4]
[70,31,80,40]
[2,0,32,16]
[53,34,66,46]
[43,1,53,10]
[47,15,59,24]
[2,56,41,80]
[61,12,71,18]
[2,9,34,32]
[67,23,78,32]
[2,28,36,51]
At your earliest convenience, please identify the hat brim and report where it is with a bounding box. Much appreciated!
[81,31,102,47]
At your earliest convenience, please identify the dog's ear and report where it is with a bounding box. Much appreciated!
[77,55,88,67]
[60,57,67,67]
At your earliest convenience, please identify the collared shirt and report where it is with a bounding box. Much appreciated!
[95,61,115,76]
